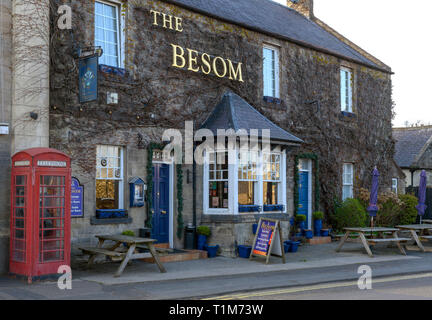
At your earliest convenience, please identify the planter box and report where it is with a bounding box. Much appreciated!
[263,204,285,212]
[238,205,262,213]
[238,245,252,258]
[96,209,128,219]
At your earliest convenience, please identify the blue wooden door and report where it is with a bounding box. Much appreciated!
[151,164,170,244]
[298,172,309,228]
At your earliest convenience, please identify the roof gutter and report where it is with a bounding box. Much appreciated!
[160,0,393,75]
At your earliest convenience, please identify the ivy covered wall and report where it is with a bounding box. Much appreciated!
[49,0,396,243]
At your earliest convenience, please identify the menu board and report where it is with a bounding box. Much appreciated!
[250,218,285,264]
[71,177,84,218]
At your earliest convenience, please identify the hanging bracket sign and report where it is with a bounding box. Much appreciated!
[250,218,285,264]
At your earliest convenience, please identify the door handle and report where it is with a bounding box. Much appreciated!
[161,210,167,215]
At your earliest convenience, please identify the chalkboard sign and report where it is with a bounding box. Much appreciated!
[71,177,84,218]
[250,218,285,264]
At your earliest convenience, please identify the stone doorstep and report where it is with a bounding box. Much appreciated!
[306,237,332,245]
[141,250,208,263]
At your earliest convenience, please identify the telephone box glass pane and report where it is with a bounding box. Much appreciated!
[39,175,66,263]
[12,175,26,262]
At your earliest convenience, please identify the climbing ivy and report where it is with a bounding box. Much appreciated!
[176,164,184,239]
[294,153,320,216]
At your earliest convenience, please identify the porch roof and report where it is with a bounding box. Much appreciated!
[201,91,303,145]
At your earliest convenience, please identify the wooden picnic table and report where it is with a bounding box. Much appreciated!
[396,224,432,252]
[79,234,167,277]
[335,227,410,257]
[422,220,432,224]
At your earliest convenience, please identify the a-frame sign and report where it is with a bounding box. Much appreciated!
[249,218,286,264]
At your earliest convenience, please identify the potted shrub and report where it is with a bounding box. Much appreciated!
[313,211,324,236]
[304,229,313,239]
[197,226,211,250]
[295,214,307,233]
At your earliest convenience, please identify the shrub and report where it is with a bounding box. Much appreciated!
[122,230,135,237]
[313,211,324,220]
[295,214,307,222]
[375,195,401,227]
[197,226,211,237]
[331,198,368,232]
[398,194,418,225]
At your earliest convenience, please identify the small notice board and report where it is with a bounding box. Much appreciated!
[250,218,285,264]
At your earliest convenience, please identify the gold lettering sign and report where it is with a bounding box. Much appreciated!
[170,44,244,82]
[149,9,245,82]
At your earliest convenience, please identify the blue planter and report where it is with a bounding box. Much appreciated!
[289,241,300,253]
[238,245,252,258]
[314,219,322,236]
[304,230,313,239]
[283,241,292,253]
[197,235,208,251]
[296,232,303,238]
[298,221,305,231]
[252,224,258,235]
[206,245,219,258]
[321,229,329,237]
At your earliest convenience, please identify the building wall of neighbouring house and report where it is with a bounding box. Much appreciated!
[403,169,432,189]
[0,0,12,274]
[47,0,394,257]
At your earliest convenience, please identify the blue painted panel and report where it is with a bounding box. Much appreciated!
[298,172,309,228]
[151,164,170,244]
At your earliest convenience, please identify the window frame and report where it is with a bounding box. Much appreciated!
[263,44,280,99]
[95,145,124,210]
[392,178,398,194]
[342,163,354,201]
[94,0,125,68]
[340,66,353,113]
[203,147,287,215]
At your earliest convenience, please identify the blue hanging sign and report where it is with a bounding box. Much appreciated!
[71,177,84,218]
[78,55,98,103]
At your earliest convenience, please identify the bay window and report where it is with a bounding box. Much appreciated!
[208,151,229,209]
[238,151,258,206]
[263,153,281,205]
[204,147,286,214]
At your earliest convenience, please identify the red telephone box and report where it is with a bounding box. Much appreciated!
[10,148,71,281]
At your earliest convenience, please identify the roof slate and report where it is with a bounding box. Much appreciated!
[202,91,303,144]
[393,127,432,168]
[164,0,384,71]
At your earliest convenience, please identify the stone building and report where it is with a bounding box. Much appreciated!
[394,126,432,189]
[0,0,398,267]
[0,0,12,273]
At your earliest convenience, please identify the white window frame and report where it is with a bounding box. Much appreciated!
[263,45,280,98]
[95,0,125,68]
[96,145,124,210]
[340,67,353,113]
[392,178,398,194]
[238,151,259,206]
[342,163,354,201]
[203,146,287,215]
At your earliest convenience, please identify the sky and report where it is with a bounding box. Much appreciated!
[274,0,432,127]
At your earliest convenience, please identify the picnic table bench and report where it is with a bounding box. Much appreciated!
[79,234,167,277]
[336,227,410,257]
[396,224,432,252]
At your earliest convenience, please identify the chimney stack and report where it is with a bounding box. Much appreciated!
[286,0,314,19]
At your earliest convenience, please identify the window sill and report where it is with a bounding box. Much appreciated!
[99,64,126,77]
[90,216,133,225]
[340,111,357,118]
[263,96,285,110]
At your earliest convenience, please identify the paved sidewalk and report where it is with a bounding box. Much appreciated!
[0,242,428,299]
[74,242,419,285]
